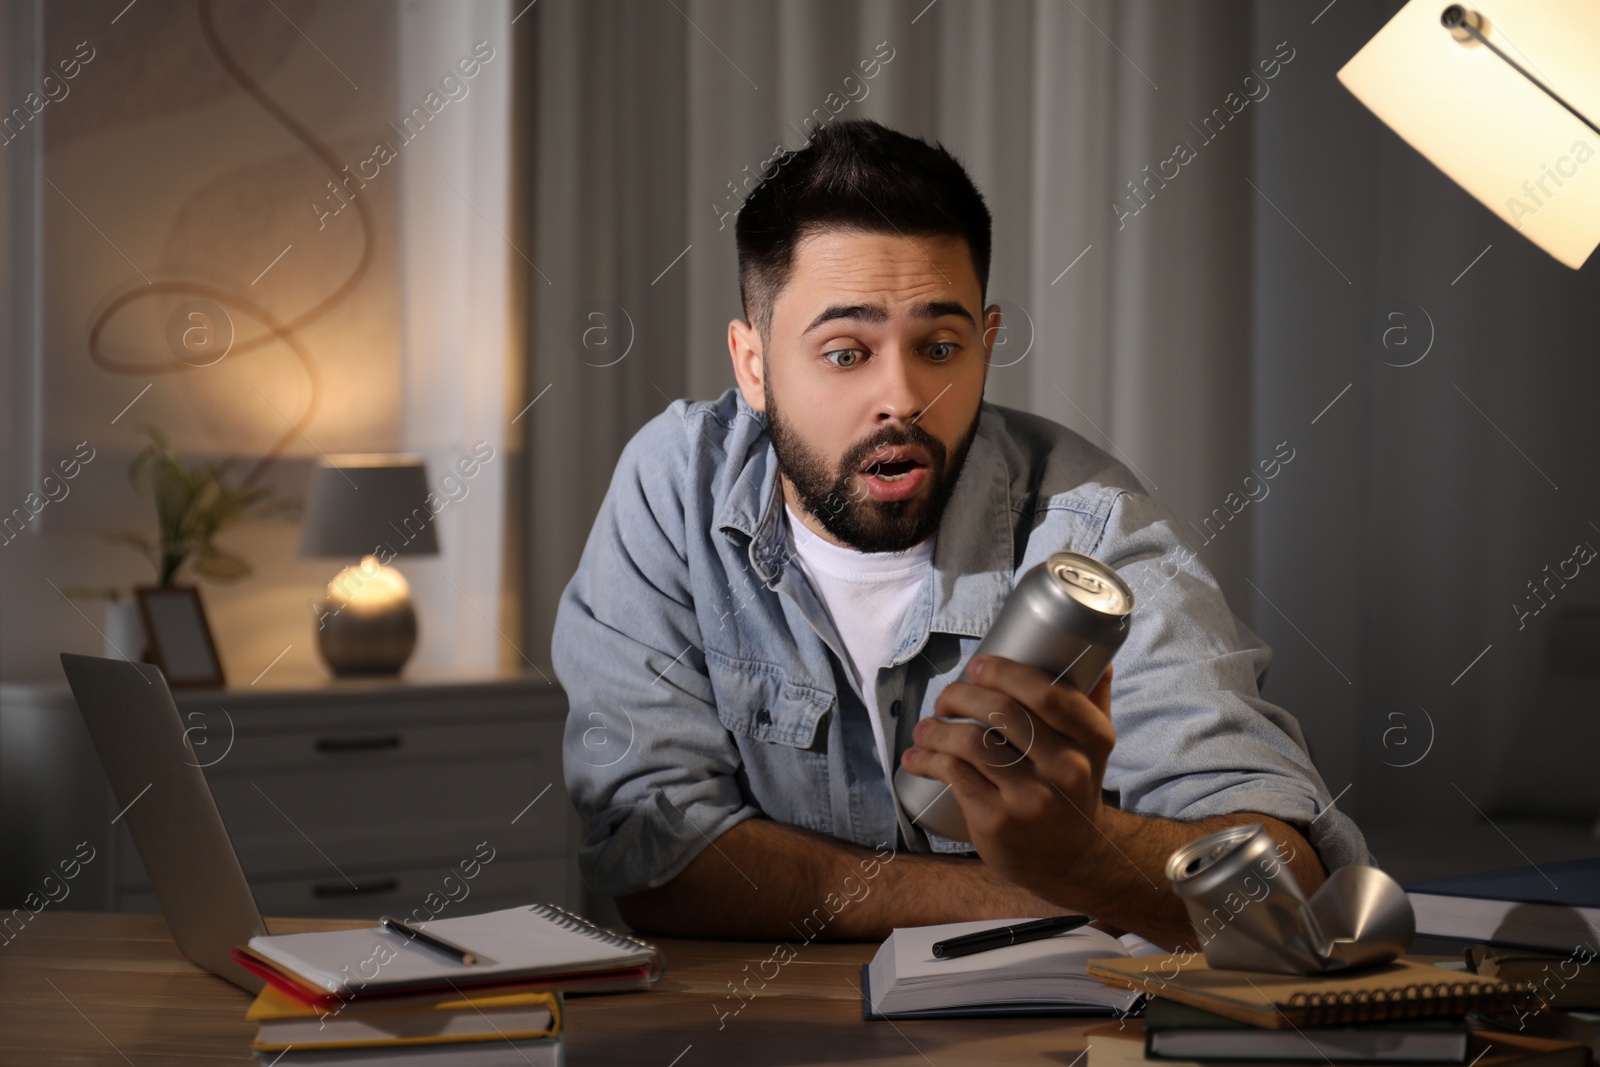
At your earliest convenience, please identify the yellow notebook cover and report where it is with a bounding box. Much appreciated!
[248,983,560,1052]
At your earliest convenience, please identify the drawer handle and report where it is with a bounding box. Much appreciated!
[316,734,402,753]
[312,877,399,897]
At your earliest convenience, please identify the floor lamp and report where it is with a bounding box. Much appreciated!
[1339,0,1600,268]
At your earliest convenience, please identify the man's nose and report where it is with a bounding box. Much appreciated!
[874,350,926,424]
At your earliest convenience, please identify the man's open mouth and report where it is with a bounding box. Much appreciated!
[869,460,919,481]
[860,446,932,482]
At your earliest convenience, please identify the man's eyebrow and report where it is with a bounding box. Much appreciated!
[800,300,976,336]
[911,300,976,328]
[802,303,888,335]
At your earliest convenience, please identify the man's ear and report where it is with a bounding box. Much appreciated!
[728,318,766,412]
[982,303,1003,366]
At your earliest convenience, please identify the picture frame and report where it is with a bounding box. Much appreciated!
[134,586,226,688]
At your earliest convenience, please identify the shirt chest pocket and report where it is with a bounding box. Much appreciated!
[704,649,835,833]
[704,649,833,750]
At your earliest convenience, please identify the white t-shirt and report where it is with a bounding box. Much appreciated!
[782,501,935,782]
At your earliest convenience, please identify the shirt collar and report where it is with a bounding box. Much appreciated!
[714,391,1014,639]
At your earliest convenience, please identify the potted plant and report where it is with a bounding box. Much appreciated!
[90,428,293,659]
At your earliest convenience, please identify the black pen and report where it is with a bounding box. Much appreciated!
[379,914,479,965]
[932,915,1092,959]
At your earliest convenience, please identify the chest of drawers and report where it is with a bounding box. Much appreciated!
[0,673,581,919]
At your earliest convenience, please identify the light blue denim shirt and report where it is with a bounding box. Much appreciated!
[553,386,1371,899]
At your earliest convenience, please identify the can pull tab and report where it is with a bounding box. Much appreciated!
[1054,562,1106,596]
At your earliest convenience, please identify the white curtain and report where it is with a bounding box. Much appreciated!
[520,0,1259,669]
[397,0,518,676]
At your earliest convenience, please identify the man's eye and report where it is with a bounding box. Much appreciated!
[824,349,865,368]
[927,342,958,362]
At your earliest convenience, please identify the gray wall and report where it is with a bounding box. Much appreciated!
[1251,0,1600,848]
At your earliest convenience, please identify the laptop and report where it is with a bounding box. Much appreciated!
[60,652,267,993]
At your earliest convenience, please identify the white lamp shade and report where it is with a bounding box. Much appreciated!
[1338,0,1600,269]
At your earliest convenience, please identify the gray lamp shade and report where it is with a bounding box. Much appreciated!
[298,455,440,559]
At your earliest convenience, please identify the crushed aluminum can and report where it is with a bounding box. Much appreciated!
[1166,822,1414,974]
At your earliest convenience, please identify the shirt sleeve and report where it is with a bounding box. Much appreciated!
[551,404,761,899]
[1090,487,1372,873]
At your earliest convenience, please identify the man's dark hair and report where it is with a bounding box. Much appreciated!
[735,119,992,342]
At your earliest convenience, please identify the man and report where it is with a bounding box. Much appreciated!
[553,119,1368,949]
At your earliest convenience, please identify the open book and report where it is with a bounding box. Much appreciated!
[863,919,1149,1019]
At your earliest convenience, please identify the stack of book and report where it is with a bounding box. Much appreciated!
[232,903,661,1065]
[247,984,563,1066]
[1468,944,1600,1012]
[1083,953,1590,1066]
[1407,858,1598,945]
[1408,858,1599,1014]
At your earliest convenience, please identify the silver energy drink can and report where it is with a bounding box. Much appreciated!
[894,549,1135,842]
[1165,822,1328,973]
[955,550,1134,689]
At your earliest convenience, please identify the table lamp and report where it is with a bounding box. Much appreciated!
[298,455,439,675]
[1338,0,1600,268]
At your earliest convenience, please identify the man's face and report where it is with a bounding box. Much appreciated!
[731,229,998,553]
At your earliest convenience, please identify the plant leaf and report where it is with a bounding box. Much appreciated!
[193,547,251,581]
[121,426,286,587]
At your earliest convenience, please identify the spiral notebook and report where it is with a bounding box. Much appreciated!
[235,904,661,1001]
[1086,956,1535,1029]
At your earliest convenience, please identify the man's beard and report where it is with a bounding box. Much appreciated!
[764,377,980,554]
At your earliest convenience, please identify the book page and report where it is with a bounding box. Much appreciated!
[892,920,1130,983]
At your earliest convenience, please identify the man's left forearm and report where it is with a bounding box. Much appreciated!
[1052,810,1325,949]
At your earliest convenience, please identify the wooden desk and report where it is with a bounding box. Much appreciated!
[1,911,1103,1065]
